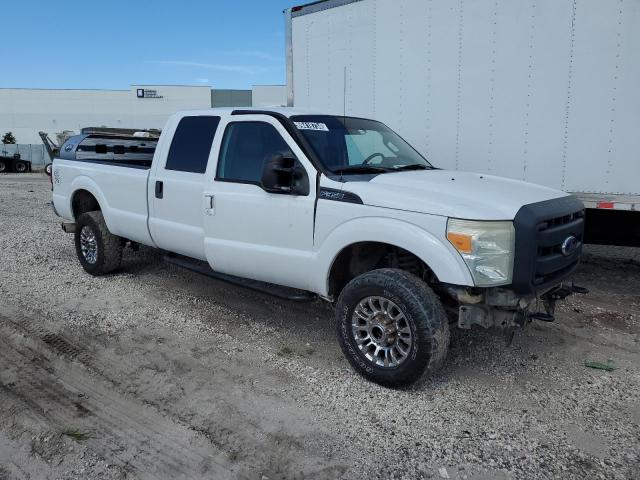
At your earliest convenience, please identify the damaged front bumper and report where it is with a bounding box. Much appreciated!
[447,283,588,331]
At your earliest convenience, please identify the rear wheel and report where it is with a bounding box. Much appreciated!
[74,211,123,275]
[14,161,28,173]
[0,160,6,173]
[336,268,449,387]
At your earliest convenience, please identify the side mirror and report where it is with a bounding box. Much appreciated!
[261,153,310,196]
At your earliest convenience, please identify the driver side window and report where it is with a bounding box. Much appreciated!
[217,122,293,184]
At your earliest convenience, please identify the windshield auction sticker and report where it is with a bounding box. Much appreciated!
[293,122,329,132]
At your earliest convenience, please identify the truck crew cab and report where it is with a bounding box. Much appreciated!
[51,108,586,387]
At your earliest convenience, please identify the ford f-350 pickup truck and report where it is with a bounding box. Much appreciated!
[51,108,586,387]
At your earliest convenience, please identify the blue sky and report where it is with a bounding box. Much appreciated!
[2,0,299,90]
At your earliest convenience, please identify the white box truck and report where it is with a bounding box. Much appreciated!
[285,0,640,246]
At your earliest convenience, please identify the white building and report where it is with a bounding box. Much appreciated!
[251,85,288,108]
[0,83,287,150]
[0,85,212,144]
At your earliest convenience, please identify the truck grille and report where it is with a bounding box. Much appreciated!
[512,196,585,294]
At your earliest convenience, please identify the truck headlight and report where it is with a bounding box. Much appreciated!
[446,219,515,287]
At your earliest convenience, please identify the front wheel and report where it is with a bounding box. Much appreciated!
[74,211,123,275]
[0,160,6,173]
[336,268,449,387]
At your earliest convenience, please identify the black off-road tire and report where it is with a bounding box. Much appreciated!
[74,211,123,275]
[0,160,6,173]
[14,161,28,173]
[336,268,450,387]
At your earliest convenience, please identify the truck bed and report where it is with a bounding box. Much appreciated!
[59,132,158,169]
[52,159,153,246]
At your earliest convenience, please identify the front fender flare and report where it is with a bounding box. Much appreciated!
[313,217,474,297]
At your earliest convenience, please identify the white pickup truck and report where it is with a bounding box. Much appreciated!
[51,108,586,387]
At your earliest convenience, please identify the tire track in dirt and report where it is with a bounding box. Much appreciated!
[0,313,239,480]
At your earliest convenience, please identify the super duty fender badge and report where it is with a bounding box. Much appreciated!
[319,188,363,204]
[293,121,329,131]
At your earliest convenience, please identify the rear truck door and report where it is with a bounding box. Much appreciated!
[148,114,221,260]
[202,115,317,291]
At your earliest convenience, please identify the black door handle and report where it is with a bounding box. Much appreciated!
[155,180,163,199]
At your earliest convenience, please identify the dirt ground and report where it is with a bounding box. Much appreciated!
[0,174,638,480]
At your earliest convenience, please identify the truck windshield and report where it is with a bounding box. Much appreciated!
[291,115,433,174]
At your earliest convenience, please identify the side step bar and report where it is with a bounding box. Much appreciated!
[163,255,317,303]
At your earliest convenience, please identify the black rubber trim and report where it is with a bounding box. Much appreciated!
[230,110,328,176]
[512,195,585,294]
[55,158,151,170]
[164,254,317,302]
[318,187,363,204]
[290,0,364,18]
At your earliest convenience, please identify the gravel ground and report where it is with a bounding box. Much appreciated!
[0,173,638,480]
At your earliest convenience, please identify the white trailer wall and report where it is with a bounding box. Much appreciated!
[290,0,640,196]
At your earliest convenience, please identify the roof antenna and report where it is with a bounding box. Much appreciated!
[341,65,347,182]
[343,66,347,120]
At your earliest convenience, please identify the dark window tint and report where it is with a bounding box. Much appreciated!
[165,116,220,173]
[217,122,293,183]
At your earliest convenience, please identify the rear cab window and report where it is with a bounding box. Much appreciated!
[166,116,221,173]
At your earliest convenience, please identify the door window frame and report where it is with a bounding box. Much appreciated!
[214,119,311,194]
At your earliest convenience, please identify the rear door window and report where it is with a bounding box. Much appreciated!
[165,116,220,173]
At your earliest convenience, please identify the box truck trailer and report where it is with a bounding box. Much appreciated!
[285,0,640,246]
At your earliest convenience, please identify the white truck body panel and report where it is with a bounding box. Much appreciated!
[287,0,640,204]
[52,107,580,298]
[202,114,317,290]
[148,113,213,261]
[53,160,153,246]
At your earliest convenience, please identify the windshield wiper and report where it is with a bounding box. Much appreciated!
[391,164,433,171]
[331,165,393,174]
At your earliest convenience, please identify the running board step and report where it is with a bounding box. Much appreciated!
[163,255,317,302]
[529,312,555,322]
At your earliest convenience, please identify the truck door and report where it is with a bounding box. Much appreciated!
[148,115,221,260]
[202,115,317,291]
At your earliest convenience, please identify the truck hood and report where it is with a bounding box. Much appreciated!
[342,170,568,220]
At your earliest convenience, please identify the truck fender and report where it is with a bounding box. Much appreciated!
[69,176,115,231]
[313,217,474,297]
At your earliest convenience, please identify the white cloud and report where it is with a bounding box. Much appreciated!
[232,50,283,63]
[150,60,267,75]
[195,78,210,84]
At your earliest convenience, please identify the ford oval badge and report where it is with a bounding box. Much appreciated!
[561,235,579,256]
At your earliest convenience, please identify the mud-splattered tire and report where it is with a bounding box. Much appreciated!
[336,268,449,387]
[74,211,123,276]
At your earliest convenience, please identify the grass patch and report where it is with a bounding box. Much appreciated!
[277,346,294,357]
[584,361,616,372]
[61,428,91,442]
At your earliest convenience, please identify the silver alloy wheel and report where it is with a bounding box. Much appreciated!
[80,225,98,264]
[352,296,413,368]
